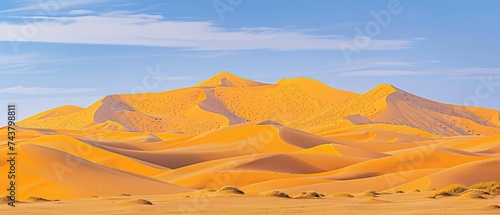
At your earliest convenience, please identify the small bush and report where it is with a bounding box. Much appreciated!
[294,191,324,199]
[260,190,290,198]
[459,190,488,199]
[469,182,500,196]
[216,186,245,194]
[431,184,468,198]
[330,192,354,198]
[362,190,380,197]
[114,192,132,197]
[135,199,153,205]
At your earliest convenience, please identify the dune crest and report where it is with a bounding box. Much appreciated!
[1,72,500,203]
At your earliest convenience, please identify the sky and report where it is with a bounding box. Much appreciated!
[1,0,500,124]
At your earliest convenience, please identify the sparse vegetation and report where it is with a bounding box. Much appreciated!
[216,186,245,195]
[330,192,354,198]
[134,199,153,205]
[25,196,51,202]
[429,182,500,199]
[294,191,324,199]
[430,184,468,198]
[362,190,380,197]
[469,181,500,195]
[114,192,132,197]
[259,190,290,198]
[459,189,489,199]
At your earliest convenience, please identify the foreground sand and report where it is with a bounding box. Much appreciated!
[2,191,500,215]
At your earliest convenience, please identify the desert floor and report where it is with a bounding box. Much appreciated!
[2,191,500,215]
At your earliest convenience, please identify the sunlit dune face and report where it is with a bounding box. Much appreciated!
[2,73,500,215]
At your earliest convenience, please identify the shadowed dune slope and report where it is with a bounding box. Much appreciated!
[2,73,500,200]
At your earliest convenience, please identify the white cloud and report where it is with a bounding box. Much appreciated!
[441,68,500,75]
[0,0,110,14]
[153,76,193,81]
[0,12,413,51]
[326,59,432,74]
[0,69,57,75]
[336,68,500,77]
[361,61,417,67]
[414,37,427,41]
[0,54,58,75]
[0,86,97,94]
[67,10,93,15]
[337,70,425,76]
[445,74,500,81]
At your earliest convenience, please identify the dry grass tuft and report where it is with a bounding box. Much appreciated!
[259,190,290,198]
[361,190,380,197]
[294,191,324,199]
[430,184,468,198]
[469,182,500,196]
[216,186,245,195]
[114,192,132,197]
[330,192,354,198]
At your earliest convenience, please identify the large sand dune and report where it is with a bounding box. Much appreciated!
[2,72,500,214]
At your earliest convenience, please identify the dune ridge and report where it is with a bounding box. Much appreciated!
[1,72,499,202]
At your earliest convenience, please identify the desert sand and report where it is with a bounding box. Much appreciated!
[1,190,500,214]
[1,72,500,214]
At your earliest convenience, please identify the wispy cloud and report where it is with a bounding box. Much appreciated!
[153,76,194,81]
[67,10,94,15]
[414,37,427,41]
[0,86,97,94]
[337,70,424,76]
[0,54,58,75]
[440,68,500,75]
[0,12,413,51]
[0,0,104,14]
[315,59,439,75]
[0,69,58,75]
[445,75,500,81]
[337,67,500,77]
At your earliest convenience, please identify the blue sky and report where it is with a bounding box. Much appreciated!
[1,0,500,124]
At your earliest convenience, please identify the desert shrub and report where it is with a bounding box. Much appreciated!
[216,186,245,194]
[431,184,468,198]
[294,191,324,199]
[25,196,50,202]
[330,192,354,198]
[459,189,489,199]
[260,190,290,198]
[362,190,380,197]
[135,199,153,205]
[469,182,500,196]
[115,192,132,197]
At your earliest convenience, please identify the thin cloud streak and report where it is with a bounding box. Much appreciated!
[153,76,194,81]
[337,68,500,78]
[0,86,97,94]
[0,12,413,51]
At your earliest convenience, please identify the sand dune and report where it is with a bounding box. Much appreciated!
[3,144,192,200]
[289,84,500,136]
[18,72,358,133]
[2,72,500,212]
